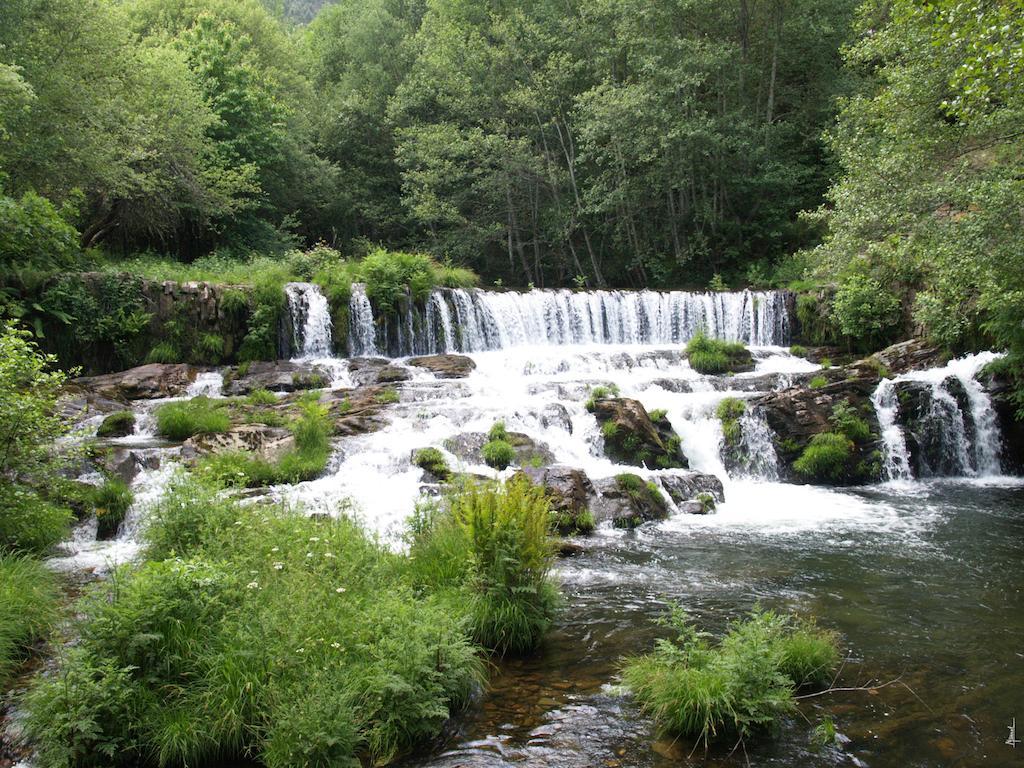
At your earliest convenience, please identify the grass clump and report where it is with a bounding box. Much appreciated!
[375,387,400,404]
[408,478,558,655]
[413,447,452,481]
[487,420,508,442]
[25,478,484,768]
[809,374,828,389]
[155,396,230,441]
[0,554,60,686]
[584,383,619,412]
[715,397,746,447]
[96,411,135,438]
[246,388,278,406]
[92,478,134,539]
[622,607,839,746]
[482,439,515,470]
[789,345,808,357]
[829,400,872,442]
[686,332,751,375]
[793,433,852,481]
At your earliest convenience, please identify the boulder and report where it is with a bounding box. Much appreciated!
[516,465,593,534]
[443,431,555,468]
[590,474,669,528]
[591,397,687,469]
[223,361,330,396]
[408,354,477,379]
[73,363,197,400]
[538,403,573,433]
[873,339,948,376]
[658,472,725,506]
[329,387,393,436]
[981,370,1024,474]
[376,365,411,383]
[98,448,161,485]
[347,358,393,387]
[181,424,295,462]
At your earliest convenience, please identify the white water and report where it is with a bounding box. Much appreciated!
[871,352,1004,480]
[351,287,792,357]
[286,282,334,359]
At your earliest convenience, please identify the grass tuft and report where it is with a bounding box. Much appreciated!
[155,397,231,441]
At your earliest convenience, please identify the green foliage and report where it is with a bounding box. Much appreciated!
[696,493,717,513]
[832,274,901,351]
[584,384,619,412]
[246,388,278,406]
[0,190,80,278]
[0,554,60,686]
[355,249,477,313]
[622,607,839,745]
[412,448,451,481]
[793,433,852,481]
[487,420,508,442]
[92,478,134,540]
[482,439,515,470]
[708,273,728,292]
[716,397,746,447]
[686,332,750,375]
[96,411,136,438]
[144,342,178,364]
[238,276,286,362]
[648,408,668,423]
[155,397,231,441]
[28,478,484,767]
[0,323,73,553]
[789,345,808,357]
[829,400,871,442]
[375,387,399,404]
[795,294,840,347]
[809,375,828,389]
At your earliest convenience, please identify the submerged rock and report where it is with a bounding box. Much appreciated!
[73,363,198,400]
[538,403,573,433]
[223,361,330,395]
[408,354,476,379]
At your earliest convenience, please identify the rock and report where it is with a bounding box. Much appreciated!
[376,365,411,383]
[981,370,1024,474]
[181,424,295,462]
[59,389,128,423]
[558,541,585,557]
[73,363,198,400]
[658,472,725,505]
[96,411,135,438]
[223,361,330,396]
[347,358,392,387]
[329,387,393,436]
[538,403,573,433]
[99,448,161,484]
[590,397,687,469]
[408,354,476,378]
[589,474,669,528]
[516,465,594,533]
[443,431,556,468]
[872,339,947,376]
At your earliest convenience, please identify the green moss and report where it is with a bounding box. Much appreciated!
[715,397,746,447]
[375,387,400,404]
[96,411,135,438]
[413,448,452,481]
[685,332,750,375]
[696,492,717,513]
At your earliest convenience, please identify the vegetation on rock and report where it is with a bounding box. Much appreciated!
[686,333,753,375]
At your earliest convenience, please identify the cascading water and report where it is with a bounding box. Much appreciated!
[347,287,793,357]
[735,407,780,480]
[870,352,1004,479]
[285,282,333,359]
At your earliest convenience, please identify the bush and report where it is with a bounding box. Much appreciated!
[375,387,399,404]
[92,478,133,540]
[144,341,179,364]
[793,433,852,480]
[487,420,508,442]
[829,401,872,443]
[584,383,619,412]
[155,397,231,441]
[808,375,828,389]
[0,190,80,276]
[482,439,515,470]
[413,448,451,481]
[716,397,746,447]
[622,607,839,745]
[238,277,286,362]
[96,411,135,438]
[789,344,808,357]
[686,332,750,375]
[0,554,60,686]
[832,274,902,351]
[356,249,478,313]
[28,483,485,768]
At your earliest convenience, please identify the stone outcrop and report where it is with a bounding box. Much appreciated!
[181,424,295,462]
[515,466,593,533]
[590,474,668,528]
[73,363,198,400]
[329,387,394,436]
[981,371,1024,474]
[408,354,476,379]
[590,397,687,469]
[223,361,330,395]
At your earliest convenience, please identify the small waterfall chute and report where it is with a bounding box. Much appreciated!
[871,379,913,481]
[735,407,780,480]
[286,282,333,359]
[348,283,378,358]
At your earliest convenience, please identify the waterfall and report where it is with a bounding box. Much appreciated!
[735,407,780,480]
[348,283,379,357]
[870,352,1003,479]
[350,287,792,356]
[870,379,913,481]
[285,282,333,359]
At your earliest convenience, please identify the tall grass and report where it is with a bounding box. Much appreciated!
[0,554,60,685]
[155,396,231,441]
[25,479,484,768]
[686,331,749,375]
[622,607,840,746]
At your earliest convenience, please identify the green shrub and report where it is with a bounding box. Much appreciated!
[30,483,485,768]
[686,332,750,375]
[145,341,180,364]
[92,478,133,539]
[0,485,73,555]
[715,397,746,447]
[0,190,79,276]
[487,420,508,442]
[155,397,231,441]
[793,433,852,480]
[789,344,808,357]
[584,384,619,411]
[246,388,278,406]
[375,387,399,404]
[819,357,832,369]
[648,408,668,422]
[832,274,901,351]
[809,375,828,389]
[0,554,60,685]
[238,277,286,362]
[622,607,839,745]
[482,439,515,470]
[96,411,136,438]
[413,448,451,481]
[829,401,872,442]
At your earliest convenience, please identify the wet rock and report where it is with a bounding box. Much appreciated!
[590,397,687,469]
[708,373,789,393]
[557,541,585,557]
[873,339,947,376]
[376,365,410,383]
[59,389,128,422]
[181,424,295,462]
[980,369,1024,474]
[657,471,725,505]
[347,358,392,387]
[538,403,573,433]
[590,474,669,528]
[329,387,392,436]
[73,363,198,400]
[444,431,556,468]
[408,354,476,379]
[223,361,330,396]
[648,378,694,394]
[96,411,135,438]
[516,465,594,534]
[99,448,161,484]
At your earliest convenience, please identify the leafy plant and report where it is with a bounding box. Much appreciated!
[686,332,750,375]
[92,478,133,540]
[413,448,451,481]
[716,397,746,447]
[793,433,852,480]
[482,439,515,470]
[0,554,60,685]
[155,397,231,441]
